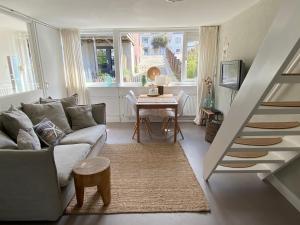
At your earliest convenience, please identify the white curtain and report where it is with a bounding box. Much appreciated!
[194,26,219,125]
[61,29,87,104]
[81,39,97,82]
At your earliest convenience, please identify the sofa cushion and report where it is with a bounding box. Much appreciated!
[21,102,72,134]
[91,103,106,124]
[60,125,106,146]
[1,105,36,142]
[54,144,91,187]
[17,128,41,150]
[0,130,17,149]
[34,118,66,146]
[40,94,78,124]
[66,105,97,130]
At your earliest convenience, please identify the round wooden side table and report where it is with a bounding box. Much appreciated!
[72,156,111,207]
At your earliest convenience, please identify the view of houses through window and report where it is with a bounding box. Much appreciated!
[81,30,199,84]
[0,14,38,96]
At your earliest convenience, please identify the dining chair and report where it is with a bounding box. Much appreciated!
[129,90,137,102]
[161,91,189,139]
[160,90,184,132]
[125,94,152,139]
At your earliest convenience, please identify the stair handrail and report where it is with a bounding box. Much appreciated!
[204,0,300,180]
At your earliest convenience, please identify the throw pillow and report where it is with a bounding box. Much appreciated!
[40,94,78,110]
[40,94,78,125]
[1,105,35,142]
[21,102,72,134]
[0,130,17,149]
[34,118,66,146]
[91,103,106,124]
[66,105,97,130]
[17,128,41,150]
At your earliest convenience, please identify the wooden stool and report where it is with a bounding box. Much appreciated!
[72,157,111,207]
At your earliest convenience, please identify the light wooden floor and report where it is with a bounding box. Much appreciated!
[3,122,300,225]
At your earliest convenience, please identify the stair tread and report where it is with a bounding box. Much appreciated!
[214,164,271,173]
[282,73,300,76]
[241,126,300,135]
[230,138,300,151]
[234,137,282,146]
[256,106,300,114]
[222,153,284,163]
[246,121,300,129]
[261,101,300,107]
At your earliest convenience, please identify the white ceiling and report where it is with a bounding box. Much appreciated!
[0,0,259,29]
[0,13,28,31]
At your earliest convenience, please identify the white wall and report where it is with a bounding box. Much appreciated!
[35,23,67,98]
[215,0,281,114]
[0,89,43,111]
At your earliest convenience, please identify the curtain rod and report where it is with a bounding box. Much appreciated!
[0,5,57,30]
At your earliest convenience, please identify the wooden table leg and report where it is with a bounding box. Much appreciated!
[174,106,178,143]
[97,167,111,206]
[137,106,140,143]
[74,176,84,207]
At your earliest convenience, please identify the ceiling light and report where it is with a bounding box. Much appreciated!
[166,0,184,3]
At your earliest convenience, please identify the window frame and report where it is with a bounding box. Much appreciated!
[0,16,41,97]
[81,27,199,87]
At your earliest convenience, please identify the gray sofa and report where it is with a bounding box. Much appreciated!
[0,103,107,221]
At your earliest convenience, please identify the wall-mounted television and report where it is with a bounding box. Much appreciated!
[219,60,246,90]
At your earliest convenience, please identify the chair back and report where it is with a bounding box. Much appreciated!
[176,90,185,101]
[129,90,137,102]
[125,94,137,117]
[177,92,189,117]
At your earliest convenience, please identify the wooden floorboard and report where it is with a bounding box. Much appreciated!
[3,123,299,225]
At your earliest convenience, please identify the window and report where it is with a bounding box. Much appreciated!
[143,47,149,55]
[81,32,115,83]
[81,29,199,84]
[120,31,199,83]
[142,37,149,44]
[175,36,181,44]
[0,14,38,96]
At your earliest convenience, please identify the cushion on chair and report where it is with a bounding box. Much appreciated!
[1,105,36,142]
[34,118,66,146]
[54,144,91,187]
[17,128,41,150]
[0,130,17,149]
[21,102,72,134]
[60,125,106,146]
[66,105,97,130]
[91,103,106,124]
[40,94,78,124]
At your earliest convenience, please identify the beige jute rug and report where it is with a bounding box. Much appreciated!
[65,143,209,214]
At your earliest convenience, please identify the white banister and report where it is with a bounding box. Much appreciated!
[204,0,300,180]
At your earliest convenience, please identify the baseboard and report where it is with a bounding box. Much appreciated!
[268,175,300,212]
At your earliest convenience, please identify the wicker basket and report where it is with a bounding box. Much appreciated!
[205,120,222,143]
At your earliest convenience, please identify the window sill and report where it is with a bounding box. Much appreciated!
[86,82,196,88]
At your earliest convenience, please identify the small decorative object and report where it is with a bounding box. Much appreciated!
[148,84,159,96]
[155,75,166,95]
[141,75,147,86]
[104,74,113,87]
[147,66,160,81]
[158,86,164,95]
[203,77,214,109]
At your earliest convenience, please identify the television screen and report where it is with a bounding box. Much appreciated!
[220,60,244,90]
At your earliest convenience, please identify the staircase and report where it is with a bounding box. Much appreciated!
[204,0,300,181]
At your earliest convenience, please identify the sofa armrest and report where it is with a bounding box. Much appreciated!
[91,103,106,124]
[0,147,63,221]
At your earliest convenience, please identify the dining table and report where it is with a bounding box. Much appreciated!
[136,94,178,143]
